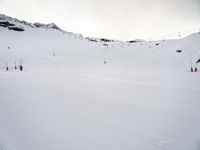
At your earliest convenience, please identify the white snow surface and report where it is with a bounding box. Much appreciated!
[0,15,200,150]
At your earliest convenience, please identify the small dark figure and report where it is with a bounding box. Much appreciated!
[14,61,17,70]
[195,67,197,72]
[19,65,23,71]
[19,59,23,71]
[6,66,8,71]
[104,61,106,64]
[191,67,193,72]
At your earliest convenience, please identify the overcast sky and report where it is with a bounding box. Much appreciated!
[0,0,200,40]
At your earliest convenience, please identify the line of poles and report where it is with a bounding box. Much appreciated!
[6,59,23,71]
[189,54,199,72]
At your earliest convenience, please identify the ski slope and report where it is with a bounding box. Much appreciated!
[0,14,200,150]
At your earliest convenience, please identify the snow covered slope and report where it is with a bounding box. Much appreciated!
[0,14,200,150]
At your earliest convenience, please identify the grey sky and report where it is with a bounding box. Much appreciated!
[0,0,200,40]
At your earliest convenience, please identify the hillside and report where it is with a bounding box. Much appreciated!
[0,14,200,150]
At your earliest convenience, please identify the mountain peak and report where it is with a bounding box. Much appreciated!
[0,14,62,32]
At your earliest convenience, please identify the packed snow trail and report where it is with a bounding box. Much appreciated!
[0,71,200,150]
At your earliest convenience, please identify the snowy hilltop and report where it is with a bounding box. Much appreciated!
[0,14,200,72]
[0,14,200,150]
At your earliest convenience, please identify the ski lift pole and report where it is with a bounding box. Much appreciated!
[14,61,17,70]
[195,54,200,72]
[195,63,197,72]
[103,48,106,64]
[6,63,8,71]
[19,59,23,71]
[189,53,193,72]
[178,32,181,38]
